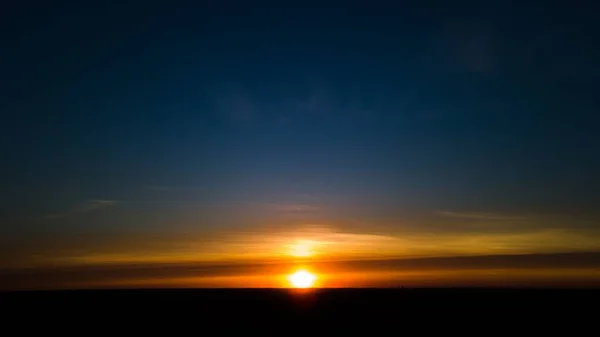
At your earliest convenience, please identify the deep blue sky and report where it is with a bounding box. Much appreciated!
[2,0,599,246]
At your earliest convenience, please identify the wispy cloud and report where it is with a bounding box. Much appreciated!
[8,219,600,271]
[435,211,529,221]
[144,184,206,192]
[267,203,321,212]
[46,199,117,219]
[75,199,117,213]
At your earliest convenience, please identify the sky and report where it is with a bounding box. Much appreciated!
[1,0,600,289]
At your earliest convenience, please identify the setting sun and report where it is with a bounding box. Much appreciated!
[288,270,317,288]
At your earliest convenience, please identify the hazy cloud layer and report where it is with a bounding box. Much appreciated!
[6,220,600,270]
[2,252,600,290]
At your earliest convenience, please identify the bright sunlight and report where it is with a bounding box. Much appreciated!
[288,270,317,288]
[289,240,316,257]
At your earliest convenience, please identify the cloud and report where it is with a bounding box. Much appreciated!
[75,200,117,213]
[8,220,600,272]
[435,211,529,221]
[267,203,321,212]
[46,199,117,219]
[4,251,600,290]
[144,184,206,192]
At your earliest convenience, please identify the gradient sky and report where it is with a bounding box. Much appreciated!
[1,0,600,289]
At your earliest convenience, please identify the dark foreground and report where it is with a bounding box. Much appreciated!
[2,288,597,333]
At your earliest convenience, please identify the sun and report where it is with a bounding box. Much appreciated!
[288,270,316,288]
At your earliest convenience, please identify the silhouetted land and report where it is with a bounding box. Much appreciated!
[2,288,598,333]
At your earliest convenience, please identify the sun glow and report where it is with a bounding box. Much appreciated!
[288,270,317,288]
[289,240,316,257]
